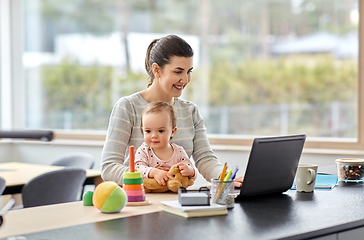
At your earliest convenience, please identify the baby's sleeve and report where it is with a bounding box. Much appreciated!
[134,144,154,179]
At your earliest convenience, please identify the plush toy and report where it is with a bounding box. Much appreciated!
[143,165,194,193]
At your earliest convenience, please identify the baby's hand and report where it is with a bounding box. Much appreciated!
[176,163,195,177]
[150,168,171,185]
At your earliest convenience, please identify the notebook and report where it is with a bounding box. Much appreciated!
[235,134,306,201]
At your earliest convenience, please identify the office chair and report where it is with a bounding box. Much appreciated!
[51,152,95,198]
[51,152,95,169]
[21,168,86,208]
[0,177,5,195]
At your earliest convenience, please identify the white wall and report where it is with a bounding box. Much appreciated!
[3,142,103,166]
[0,142,13,162]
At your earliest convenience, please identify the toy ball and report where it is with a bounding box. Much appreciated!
[93,181,128,213]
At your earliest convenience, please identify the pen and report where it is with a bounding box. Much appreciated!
[220,169,232,195]
[218,169,235,203]
[220,166,239,202]
[224,169,232,182]
[229,166,239,181]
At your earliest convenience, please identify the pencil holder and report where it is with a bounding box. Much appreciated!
[211,178,234,208]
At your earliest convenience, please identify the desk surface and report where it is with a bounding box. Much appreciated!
[0,162,101,194]
[0,193,178,239]
[2,182,364,240]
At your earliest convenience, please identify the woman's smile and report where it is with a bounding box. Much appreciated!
[173,84,184,90]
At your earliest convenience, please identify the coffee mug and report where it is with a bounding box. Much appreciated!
[295,164,318,192]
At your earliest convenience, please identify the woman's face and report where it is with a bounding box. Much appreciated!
[155,56,193,98]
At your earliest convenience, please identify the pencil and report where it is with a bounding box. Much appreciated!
[215,163,227,203]
[216,169,232,202]
[219,163,227,181]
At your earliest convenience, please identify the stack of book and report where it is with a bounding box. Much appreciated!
[160,200,228,218]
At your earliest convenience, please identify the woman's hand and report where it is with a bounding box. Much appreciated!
[234,175,244,187]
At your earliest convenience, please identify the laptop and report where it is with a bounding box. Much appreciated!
[235,134,306,201]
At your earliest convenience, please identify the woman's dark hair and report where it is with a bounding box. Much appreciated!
[145,35,194,87]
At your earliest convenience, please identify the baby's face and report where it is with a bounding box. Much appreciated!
[142,111,176,150]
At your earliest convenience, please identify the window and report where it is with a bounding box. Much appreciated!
[0,1,5,128]
[0,0,11,129]
[0,5,2,128]
[4,0,364,150]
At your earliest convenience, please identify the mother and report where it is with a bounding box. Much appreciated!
[101,34,243,187]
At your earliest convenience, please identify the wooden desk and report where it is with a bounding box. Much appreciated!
[0,162,102,195]
[0,193,178,239]
[3,183,364,240]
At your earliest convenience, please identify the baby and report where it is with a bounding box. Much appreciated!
[135,102,196,185]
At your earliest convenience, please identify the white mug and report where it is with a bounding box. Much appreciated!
[295,164,318,192]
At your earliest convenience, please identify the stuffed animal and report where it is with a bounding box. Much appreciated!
[143,165,194,193]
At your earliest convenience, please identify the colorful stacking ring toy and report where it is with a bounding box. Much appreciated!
[123,171,145,202]
[123,145,151,206]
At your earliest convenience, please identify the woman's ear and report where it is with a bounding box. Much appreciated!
[152,63,160,79]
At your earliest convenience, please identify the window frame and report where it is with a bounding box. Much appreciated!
[1,0,24,130]
[2,0,364,152]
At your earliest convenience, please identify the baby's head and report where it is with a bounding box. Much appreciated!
[141,102,177,147]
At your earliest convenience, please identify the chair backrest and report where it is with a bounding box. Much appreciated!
[51,152,95,169]
[0,176,5,195]
[21,168,86,208]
